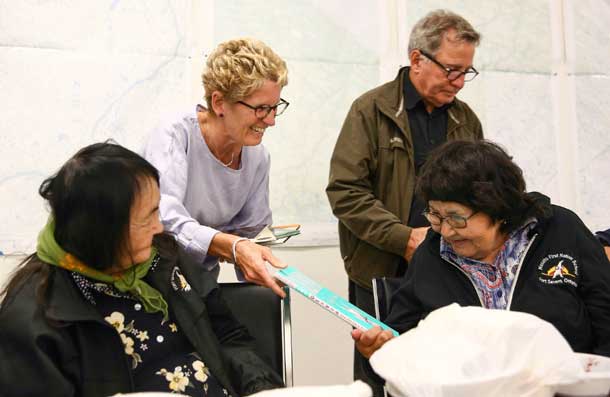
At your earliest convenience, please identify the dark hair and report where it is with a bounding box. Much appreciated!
[1,142,163,304]
[40,141,160,269]
[417,140,544,234]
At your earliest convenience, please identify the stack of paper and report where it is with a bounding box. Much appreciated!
[252,224,301,246]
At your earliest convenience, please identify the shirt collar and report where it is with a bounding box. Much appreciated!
[71,255,161,305]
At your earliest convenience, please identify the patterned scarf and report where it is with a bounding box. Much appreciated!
[37,217,169,321]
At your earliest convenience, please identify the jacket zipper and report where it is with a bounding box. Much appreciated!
[506,234,538,310]
[442,257,485,306]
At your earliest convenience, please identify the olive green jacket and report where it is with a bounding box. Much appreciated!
[326,67,483,290]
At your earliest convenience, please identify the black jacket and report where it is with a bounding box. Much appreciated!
[385,194,610,356]
[0,246,283,397]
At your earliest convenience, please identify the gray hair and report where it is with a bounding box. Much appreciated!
[408,9,481,55]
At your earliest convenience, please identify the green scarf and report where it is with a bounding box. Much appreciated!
[37,217,169,321]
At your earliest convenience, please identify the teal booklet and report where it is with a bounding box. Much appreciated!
[271,265,399,336]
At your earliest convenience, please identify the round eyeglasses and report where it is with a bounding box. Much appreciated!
[237,98,289,120]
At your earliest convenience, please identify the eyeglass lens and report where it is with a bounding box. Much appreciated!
[255,101,288,119]
[424,212,467,228]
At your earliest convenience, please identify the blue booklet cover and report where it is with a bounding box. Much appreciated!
[272,265,399,336]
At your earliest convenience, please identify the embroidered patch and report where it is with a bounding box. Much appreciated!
[537,253,579,287]
[170,267,192,292]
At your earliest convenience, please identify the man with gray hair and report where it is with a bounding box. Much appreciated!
[326,9,483,395]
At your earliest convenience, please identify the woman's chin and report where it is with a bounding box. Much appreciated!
[449,240,472,256]
[133,249,152,264]
[245,132,264,145]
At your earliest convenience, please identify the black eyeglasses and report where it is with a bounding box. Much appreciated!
[422,209,478,229]
[418,49,479,82]
[237,98,289,120]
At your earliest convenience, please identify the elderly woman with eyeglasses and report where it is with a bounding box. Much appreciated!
[353,140,610,359]
[144,38,289,296]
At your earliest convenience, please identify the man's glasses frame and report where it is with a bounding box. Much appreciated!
[418,49,479,82]
[237,98,290,120]
[422,209,478,229]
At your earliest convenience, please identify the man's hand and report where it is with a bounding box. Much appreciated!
[234,239,287,298]
[404,227,429,262]
[604,246,610,262]
[351,326,394,359]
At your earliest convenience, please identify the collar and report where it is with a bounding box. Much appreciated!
[37,217,168,321]
[71,256,162,306]
[440,218,538,266]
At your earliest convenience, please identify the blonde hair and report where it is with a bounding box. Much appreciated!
[202,38,288,113]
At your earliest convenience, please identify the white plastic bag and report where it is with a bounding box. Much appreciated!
[370,304,583,397]
[556,353,610,396]
[249,380,372,397]
[111,382,372,397]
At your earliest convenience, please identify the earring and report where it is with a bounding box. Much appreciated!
[218,113,224,118]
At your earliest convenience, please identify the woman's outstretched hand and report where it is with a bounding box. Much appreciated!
[233,239,287,298]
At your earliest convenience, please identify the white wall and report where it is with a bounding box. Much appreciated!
[2,1,610,250]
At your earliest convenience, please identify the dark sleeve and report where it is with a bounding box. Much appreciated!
[0,298,77,396]
[362,245,431,384]
[383,245,429,333]
[573,223,610,356]
[205,288,284,395]
[596,229,610,247]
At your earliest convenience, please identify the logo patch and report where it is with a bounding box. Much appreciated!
[170,267,192,292]
[537,253,579,287]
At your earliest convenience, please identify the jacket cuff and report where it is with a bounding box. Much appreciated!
[386,223,411,256]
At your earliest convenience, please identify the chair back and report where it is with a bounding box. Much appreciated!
[220,282,293,386]
[372,277,402,321]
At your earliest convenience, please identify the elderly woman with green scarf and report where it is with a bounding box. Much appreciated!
[0,142,283,397]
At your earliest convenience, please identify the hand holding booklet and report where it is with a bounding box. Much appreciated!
[268,264,398,336]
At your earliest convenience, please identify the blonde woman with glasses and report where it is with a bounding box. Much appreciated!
[144,38,289,296]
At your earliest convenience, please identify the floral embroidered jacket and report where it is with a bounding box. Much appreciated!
[0,240,283,397]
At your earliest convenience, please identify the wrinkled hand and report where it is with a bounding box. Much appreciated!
[404,227,429,262]
[351,326,394,359]
[235,239,287,298]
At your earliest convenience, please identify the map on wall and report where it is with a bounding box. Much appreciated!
[0,1,382,253]
[0,1,194,253]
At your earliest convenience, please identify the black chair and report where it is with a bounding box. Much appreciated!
[372,277,403,397]
[372,277,402,322]
[219,282,293,386]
